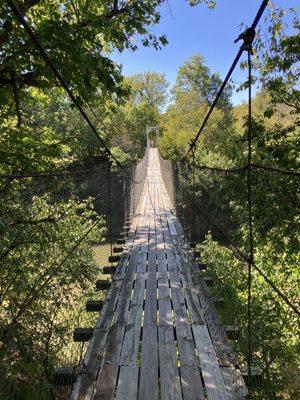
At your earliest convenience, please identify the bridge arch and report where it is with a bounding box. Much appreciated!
[146,125,159,148]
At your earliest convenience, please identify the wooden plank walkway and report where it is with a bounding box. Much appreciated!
[71,148,247,400]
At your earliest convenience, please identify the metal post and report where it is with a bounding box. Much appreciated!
[191,145,196,243]
[245,41,254,397]
[107,159,113,260]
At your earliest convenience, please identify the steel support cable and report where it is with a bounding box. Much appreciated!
[4,0,143,184]
[182,0,270,161]
[246,48,254,392]
[191,144,196,241]
[107,163,113,259]
[0,165,111,202]
[174,176,249,260]
[0,172,111,256]
[0,166,111,180]
[182,47,244,161]
[190,162,300,176]
[5,0,114,163]
[250,163,300,177]
[3,216,102,331]
[1,166,112,216]
[0,153,148,185]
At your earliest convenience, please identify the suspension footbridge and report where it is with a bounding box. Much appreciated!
[1,0,299,399]
[71,148,247,400]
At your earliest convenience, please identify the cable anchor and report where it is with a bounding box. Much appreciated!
[234,27,255,52]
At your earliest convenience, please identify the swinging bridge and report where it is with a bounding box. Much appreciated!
[2,0,299,399]
[71,147,247,400]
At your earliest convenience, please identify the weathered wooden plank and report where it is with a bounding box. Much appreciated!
[166,250,178,271]
[120,273,145,366]
[176,322,199,367]
[71,202,141,398]
[70,280,122,400]
[113,249,139,325]
[221,367,248,400]
[176,219,247,398]
[144,271,157,326]
[158,325,183,400]
[115,366,139,400]
[170,282,189,325]
[140,243,149,254]
[190,269,238,368]
[157,249,167,273]
[168,219,177,236]
[136,252,147,273]
[138,318,159,399]
[148,246,157,274]
[180,365,205,400]
[162,208,207,400]
[132,272,146,305]
[93,324,125,400]
[158,277,173,326]
[192,325,229,400]
[180,272,205,325]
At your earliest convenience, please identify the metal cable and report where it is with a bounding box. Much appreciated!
[246,48,254,393]
[192,163,300,176]
[4,0,142,184]
[182,0,270,161]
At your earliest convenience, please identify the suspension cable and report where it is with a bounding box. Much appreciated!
[246,47,254,392]
[191,162,300,176]
[182,0,270,161]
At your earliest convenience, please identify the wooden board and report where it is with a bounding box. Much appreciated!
[158,325,182,400]
[158,277,173,326]
[138,325,159,400]
[93,324,125,400]
[192,324,229,400]
[180,365,205,400]
[115,366,139,400]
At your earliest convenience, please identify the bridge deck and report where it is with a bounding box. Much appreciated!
[71,149,246,400]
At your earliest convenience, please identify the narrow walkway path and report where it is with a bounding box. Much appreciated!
[71,149,246,400]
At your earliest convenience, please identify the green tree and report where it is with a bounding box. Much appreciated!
[173,54,232,111]
[160,54,235,162]
[125,71,169,110]
[254,4,299,120]
[0,0,169,104]
[103,72,168,159]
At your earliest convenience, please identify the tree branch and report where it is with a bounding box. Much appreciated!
[78,3,131,28]
[12,70,22,126]
[278,95,300,111]
[0,69,49,88]
[7,217,57,227]
[0,20,13,48]
[0,1,43,50]
[113,0,119,12]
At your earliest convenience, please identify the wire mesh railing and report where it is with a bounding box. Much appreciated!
[0,150,148,399]
[158,153,300,399]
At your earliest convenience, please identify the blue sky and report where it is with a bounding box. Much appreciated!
[112,0,298,105]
